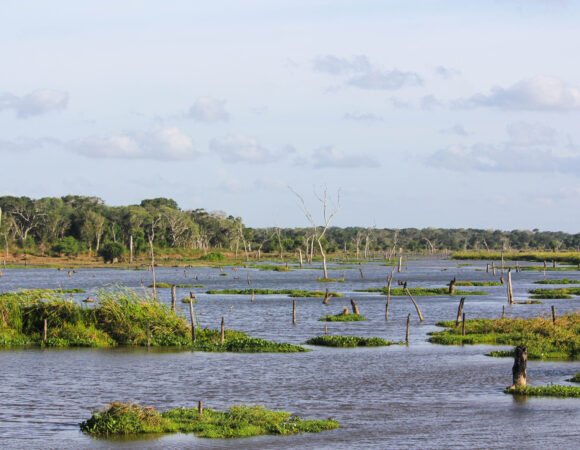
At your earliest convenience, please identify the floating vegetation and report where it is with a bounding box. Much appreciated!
[315,278,344,283]
[429,313,580,360]
[205,289,343,298]
[355,287,488,296]
[0,288,305,352]
[451,251,580,265]
[514,300,544,305]
[504,385,580,398]
[247,264,292,272]
[528,287,580,299]
[80,402,339,438]
[306,336,392,347]
[534,279,580,285]
[567,373,580,382]
[319,312,366,322]
[454,281,503,286]
[148,283,203,288]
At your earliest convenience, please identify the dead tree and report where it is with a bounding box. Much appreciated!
[385,266,395,320]
[448,277,456,295]
[508,345,527,389]
[290,186,340,280]
[455,297,466,326]
[350,298,360,315]
[322,288,333,305]
[404,287,424,321]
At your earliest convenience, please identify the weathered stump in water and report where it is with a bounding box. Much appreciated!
[448,277,456,295]
[292,300,297,325]
[322,288,332,305]
[406,314,411,344]
[350,298,360,315]
[189,299,196,343]
[404,287,424,321]
[507,269,514,304]
[508,345,527,389]
[462,313,466,336]
[359,268,365,279]
[198,401,203,417]
[171,285,177,312]
[324,325,328,336]
[251,289,255,303]
[502,305,505,318]
[455,297,465,326]
[551,305,556,325]
[221,316,225,343]
[43,318,47,341]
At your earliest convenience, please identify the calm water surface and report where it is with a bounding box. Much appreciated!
[0,258,579,449]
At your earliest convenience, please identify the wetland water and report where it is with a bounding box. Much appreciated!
[0,258,579,449]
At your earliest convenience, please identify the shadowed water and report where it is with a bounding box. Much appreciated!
[0,258,579,448]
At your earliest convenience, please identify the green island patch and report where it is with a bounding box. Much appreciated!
[504,385,580,398]
[534,279,580,285]
[355,287,488,296]
[306,335,392,347]
[0,289,305,352]
[454,281,503,286]
[205,289,343,298]
[528,287,580,299]
[428,313,580,360]
[319,312,366,322]
[148,283,204,288]
[567,373,580,382]
[80,402,339,438]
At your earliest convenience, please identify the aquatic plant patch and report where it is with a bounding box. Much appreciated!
[504,385,580,397]
[429,313,580,360]
[318,313,366,322]
[205,289,343,297]
[306,336,392,347]
[567,373,580,382]
[355,287,488,296]
[451,251,580,265]
[534,279,580,285]
[454,281,503,286]
[80,402,339,438]
[528,287,580,299]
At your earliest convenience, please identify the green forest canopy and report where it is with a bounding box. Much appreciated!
[0,195,578,257]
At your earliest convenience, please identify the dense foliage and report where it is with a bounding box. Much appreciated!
[2,196,580,262]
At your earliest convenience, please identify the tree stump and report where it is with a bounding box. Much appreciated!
[171,285,177,312]
[448,277,456,295]
[292,300,297,325]
[509,345,527,389]
[350,298,360,315]
[322,288,332,305]
[455,297,465,326]
[342,306,349,315]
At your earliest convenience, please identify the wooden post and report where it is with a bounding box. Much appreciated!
[406,313,410,344]
[455,297,466,326]
[462,313,466,336]
[359,268,365,279]
[486,263,490,273]
[543,261,547,280]
[502,305,505,318]
[171,285,177,312]
[507,269,514,304]
[189,299,196,343]
[247,273,251,286]
[350,298,360,315]
[501,251,504,274]
[551,305,556,324]
[492,262,496,275]
[398,255,403,273]
[298,249,303,268]
[386,267,395,320]
[292,300,297,325]
[251,289,255,303]
[43,318,47,341]
[324,325,328,336]
[146,323,151,348]
[448,277,456,295]
[552,260,556,268]
[198,401,203,417]
[221,316,225,343]
[509,345,527,388]
[385,303,389,320]
[404,287,424,321]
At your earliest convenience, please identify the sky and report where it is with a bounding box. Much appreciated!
[1,0,579,232]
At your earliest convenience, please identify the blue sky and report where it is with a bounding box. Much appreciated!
[1,1,579,231]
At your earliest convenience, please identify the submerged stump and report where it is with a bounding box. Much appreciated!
[508,345,527,389]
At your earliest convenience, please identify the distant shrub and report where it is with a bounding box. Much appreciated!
[98,242,126,263]
[200,252,225,262]
[52,236,82,256]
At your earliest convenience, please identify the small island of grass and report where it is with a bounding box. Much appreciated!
[504,385,580,398]
[205,289,343,298]
[528,287,580,299]
[567,373,580,383]
[80,402,339,438]
[355,287,488,296]
[534,279,580,285]
[428,313,580,360]
[148,283,204,288]
[319,311,366,322]
[306,336,392,347]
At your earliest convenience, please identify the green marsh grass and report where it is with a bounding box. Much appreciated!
[504,385,580,397]
[205,289,343,298]
[429,313,580,360]
[319,312,366,322]
[80,402,339,438]
[355,287,488,296]
[306,336,392,347]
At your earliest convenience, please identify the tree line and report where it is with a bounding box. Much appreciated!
[0,195,578,260]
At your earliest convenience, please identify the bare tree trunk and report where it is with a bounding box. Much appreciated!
[404,287,424,321]
[350,298,360,315]
[298,248,303,268]
[456,297,466,326]
[449,277,456,295]
[509,345,527,389]
[385,267,395,320]
[507,269,514,304]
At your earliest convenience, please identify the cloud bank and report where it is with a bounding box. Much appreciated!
[0,89,68,117]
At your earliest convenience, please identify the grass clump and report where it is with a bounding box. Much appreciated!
[528,287,580,299]
[451,251,580,265]
[306,335,392,347]
[315,278,344,283]
[190,329,307,353]
[505,385,580,397]
[148,283,203,288]
[200,252,225,262]
[534,279,580,285]
[355,287,488,296]
[567,373,580,382]
[429,313,580,360]
[205,289,343,298]
[80,402,339,438]
[319,312,366,322]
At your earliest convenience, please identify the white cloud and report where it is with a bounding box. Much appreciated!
[70,126,197,160]
[312,145,379,168]
[209,134,278,164]
[343,112,383,123]
[455,76,580,111]
[187,96,230,122]
[0,89,68,118]
[440,124,470,136]
[313,54,422,91]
